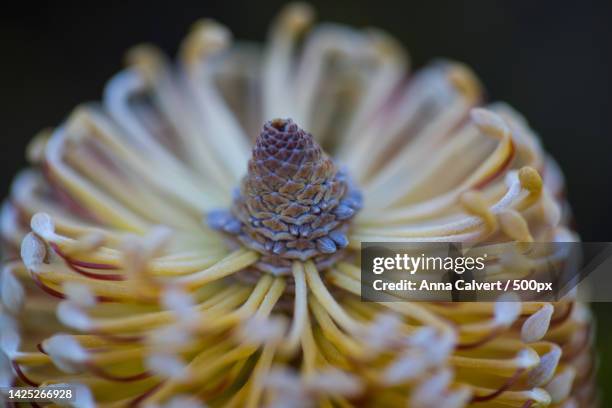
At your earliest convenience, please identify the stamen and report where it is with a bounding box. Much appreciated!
[527,345,562,386]
[460,191,497,232]
[57,301,92,331]
[160,396,206,408]
[208,119,361,275]
[456,327,505,350]
[494,293,522,326]
[147,353,188,380]
[162,287,196,321]
[383,350,430,384]
[304,368,363,397]
[31,273,66,300]
[86,362,151,382]
[237,316,288,346]
[64,383,95,408]
[0,350,14,388]
[469,367,525,402]
[129,382,165,407]
[62,282,97,308]
[518,166,543,195]
[521,304,554,343]
[498,210,533,243]
[0,322,20,360]
[412,368,453,403]
[545,367,575,403]
[0,267,24,314]
[44,334,89,373]
[11,361,39,387]
[20,232,47,271]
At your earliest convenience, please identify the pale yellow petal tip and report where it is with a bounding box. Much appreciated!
[470,107,510,139]
[519,166,543,194]
[545,367,576,403]
[44,333,89,373]
[447,63,482,101]
[64,105,93,142]
[521,304,554,343]
[181,19,232,64]
[515,347,541,370]
[0,267,25,314]
[145,225,174,256]
[125,43,164,64]
[498,209,533,242]
[459,191,497,231]
[57,301,92,332]
[0,319,20,359]
[148,396,205,408]
[146,353,188,380]
[277,2,315,33]
[20,232,47,271]
[364,28,407,62]
[493,294,521,326]
[26,128,52,164]
[238,316,288,346]
[527,345,562,387]
[64,232,105,257]
[31,212,55,237]
[305,369,363,398]
[63,282,97,308]
[527,388,552,408]
[125,44,166,81]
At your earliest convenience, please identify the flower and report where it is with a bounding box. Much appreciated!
[0,3,596,407]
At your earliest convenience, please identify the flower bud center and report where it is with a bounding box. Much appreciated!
[208,118,362,275]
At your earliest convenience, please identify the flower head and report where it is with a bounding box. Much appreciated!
[0,3,596,407]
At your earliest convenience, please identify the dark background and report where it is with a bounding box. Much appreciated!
[2,0,612,392]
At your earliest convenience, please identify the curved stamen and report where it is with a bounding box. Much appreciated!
[470,367,525,403]
[86,362,151,382]
[11,361,40,387]
[456,327,505,350]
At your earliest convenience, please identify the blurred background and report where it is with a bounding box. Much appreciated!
[1,0,611,394]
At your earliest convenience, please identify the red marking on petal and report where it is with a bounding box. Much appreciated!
[66,262,125,281]
[67,259,119,271]
[87,362,151,382]
[550,302,574,327]
[50,242,124,282]
[456,327,503,350]
[470,368,524,403]
[128,382,164,407]
[31,272,66,300]
[11,361,40,387]
[94,332,144,344]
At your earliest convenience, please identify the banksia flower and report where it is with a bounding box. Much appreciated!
[0,3,596,408]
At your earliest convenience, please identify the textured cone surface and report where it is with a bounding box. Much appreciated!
[209,119,361,275]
